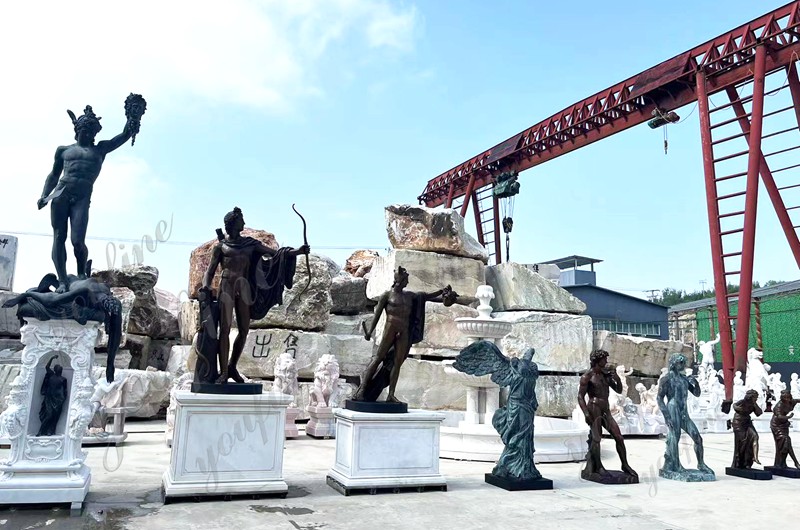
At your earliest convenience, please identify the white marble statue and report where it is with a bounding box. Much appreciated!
[745,348,771,410]
[698,333,720,368]
[791,373,800,400]
[273,352,299,407]
[768,372,786,409]
[86,374,128,438]
[309,354,343,408]
[733,370,746,402]
[616,365,634,398]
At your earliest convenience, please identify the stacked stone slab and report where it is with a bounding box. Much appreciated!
[0,236,22,368]
[593,330,694,380]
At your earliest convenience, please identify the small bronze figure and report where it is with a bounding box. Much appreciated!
[578,349,638,484]
[765,390,800,478]
[350,266,457,411]
[38,95,146,292]
[726,389,771,479]
[453,341,553,490]
[199,207,309,391]
[37,356,68,436]
[657,353,715,481]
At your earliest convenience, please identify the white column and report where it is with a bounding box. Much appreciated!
[465,387,480,424]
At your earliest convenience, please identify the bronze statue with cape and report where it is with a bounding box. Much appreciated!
[193,206,309,394]
[726,389,772,480]
[453,340,553,490]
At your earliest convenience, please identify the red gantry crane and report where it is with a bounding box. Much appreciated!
[417,2,800,407]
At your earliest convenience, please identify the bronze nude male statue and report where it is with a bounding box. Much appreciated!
[38,95,146,292]
[351,266,457,411]
[199,207,309,389]
[764,390,800,478]
[578,349,638,484]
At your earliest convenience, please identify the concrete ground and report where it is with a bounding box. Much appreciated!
[0,420,795,530]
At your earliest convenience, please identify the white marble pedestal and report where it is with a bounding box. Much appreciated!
[306,405,335,438]
[284,406,299,438]
[162,391,291,501]
[0,319,101,512]
[327,408,446,494]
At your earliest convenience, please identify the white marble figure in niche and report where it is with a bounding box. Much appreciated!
[309,354,344,408]
[698,333,721,369]
[273,352,299,407]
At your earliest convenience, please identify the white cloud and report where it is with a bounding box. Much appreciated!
[0,0,420,294]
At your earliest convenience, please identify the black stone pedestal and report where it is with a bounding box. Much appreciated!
[725,467,772,480]
[485,473,554,491]
[344,400,408,413]
[764,466,800,478]
[190,382,263,395]
[581,469,639,484]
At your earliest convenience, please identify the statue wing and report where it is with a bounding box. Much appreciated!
[453,341,514,387]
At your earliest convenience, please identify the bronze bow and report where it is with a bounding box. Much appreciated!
[292,203,312,298]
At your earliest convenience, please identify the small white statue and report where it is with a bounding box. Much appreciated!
[733,370,746,402]
[698,333,721,368]
[745,348,771,409]
[309,354,343,408]
[616,364,634,399]
[791,373,800,399]
[273,352,300,407]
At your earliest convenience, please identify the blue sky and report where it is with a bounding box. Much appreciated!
[1,0,797,300]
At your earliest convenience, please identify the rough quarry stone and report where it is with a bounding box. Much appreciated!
[485,262,586,313]
[93,265,158,295]
[0,338,23,364]
[593,330,694,377]
[91,366,173,418]
[393,358,467,411]
[330,275,370,315]
[366,249,485,301]
[93,265,179,339]
[97,287,135,349]
[536,375,581,417]
[236,329,372,379]
[345,250,380,277]
[178,299,200,343]
[373,302,476,352]
[166,345,193,378]
[0,292,21,337]
[495,311,593,373]
[187,228,279,299]
[324,314,367,336]
[250,254,333,331]
[385,204,488,262]
[92,350,133,371]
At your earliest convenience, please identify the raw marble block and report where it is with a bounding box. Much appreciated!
[0,235,17,292]
[162,391,291,499]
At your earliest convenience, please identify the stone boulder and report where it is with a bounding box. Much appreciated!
[373,302,476,353]
[330,275,370,315]
[187,228,278,299]
[236,329,373,379]
[324,314,366,336]
[394,358,467,410]
[178,299,200,343]
[93,265,158,295]
[366,249,485,301]
[0,338,23,364]
[0,291,21,338]
[385,204,488,262]
[536,375,581,417]
[93,350,133,371]
[345,250,380,277]
[97,287,135,349]
[92,265,180,339]
[91,366,173,418]
[485,262,586,314]
[593,330,694,377]
[250,254,332,331]
[495,311,593,373]
[166,345,193,378]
